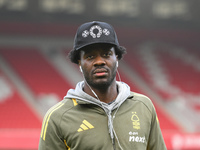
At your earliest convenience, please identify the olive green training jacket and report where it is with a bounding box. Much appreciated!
[39,81,167,150]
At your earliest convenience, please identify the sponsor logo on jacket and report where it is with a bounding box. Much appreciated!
[129,132,145,143]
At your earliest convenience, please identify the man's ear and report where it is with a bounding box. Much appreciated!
[116,55,119,68]
[79,66,83,73]
[116,55,119,61]
[78,61,83,73]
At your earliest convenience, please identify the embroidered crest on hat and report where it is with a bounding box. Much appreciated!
[82,25,110,38]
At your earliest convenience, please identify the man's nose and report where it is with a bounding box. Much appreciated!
[93,56,105,66]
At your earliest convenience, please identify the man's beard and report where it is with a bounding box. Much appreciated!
[84,69,117,90]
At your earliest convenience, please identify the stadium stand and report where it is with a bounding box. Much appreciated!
[124,46,172,100]
[0,48,74,149]
[0,68,41,149]
[0,69,41,128]
[0,48,73,100]
[158,47,200,95]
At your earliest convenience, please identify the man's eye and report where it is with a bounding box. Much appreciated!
[103,52,112,57]
[86,55,94,59]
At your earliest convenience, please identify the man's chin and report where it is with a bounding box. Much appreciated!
[85,75,115,89]
[90,80,110,89]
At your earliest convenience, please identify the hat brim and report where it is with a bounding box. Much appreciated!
[75,41,119,51]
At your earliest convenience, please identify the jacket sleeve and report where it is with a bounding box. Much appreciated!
[38,105,67,150]
[147,104,167,150]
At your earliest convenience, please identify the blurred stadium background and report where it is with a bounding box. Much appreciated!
[0,0,200,149]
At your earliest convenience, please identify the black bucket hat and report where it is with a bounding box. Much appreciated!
[73,21,120,51]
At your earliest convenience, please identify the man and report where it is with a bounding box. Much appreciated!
[39,21,167,150]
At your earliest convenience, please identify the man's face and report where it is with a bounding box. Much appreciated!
[79,44,118,89]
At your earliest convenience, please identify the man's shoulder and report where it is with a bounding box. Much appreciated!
[43,98,76,121]
[130,92,151,101]
[129,91,154,111]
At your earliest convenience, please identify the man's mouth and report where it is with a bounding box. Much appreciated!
[93,68,108,77]
[95,72,106,76]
